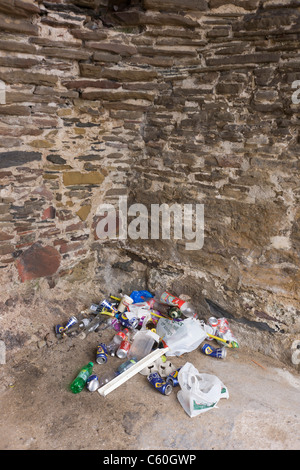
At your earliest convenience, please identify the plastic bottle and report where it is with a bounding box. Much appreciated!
[107,329,129,356]
[116,358,138,375]
[70,362,94,394]
[128,330,159,361]
[144,298,171,315]
[154,289,197,318]
[98,370,117,387]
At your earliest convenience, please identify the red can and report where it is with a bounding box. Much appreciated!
[116,339,131,359]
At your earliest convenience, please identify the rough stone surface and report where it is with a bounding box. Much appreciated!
[16,243,61,282]
[0,0,299,370]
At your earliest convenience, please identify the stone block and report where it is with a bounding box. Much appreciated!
[41,47,91,61]
[63,79,120,90]
[0,151,42,169]
[0,0,40,17]
[87,42,137,56]
[63,171,105,186]
[76,204,91,221]
[0,71,58,87]
[143,0,208,10]
[0,105,31,116]
[206,52,280,67]
[0,14,39,35]
[16,243,61,282]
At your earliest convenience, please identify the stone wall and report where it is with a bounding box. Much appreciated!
[0,0,299,366]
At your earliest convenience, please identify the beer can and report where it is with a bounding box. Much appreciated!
[208,317,219,334]
[147,372,173,396]
[100,300,118,313]
[118,313,139,330]
[168,307,182,319]
[64,316,78,331]
[201,343,226,359]
[166,367,182,387]
[116,339,131,359]
[96,343,108,364]
[55,324,64,337]
[86,374,100,392]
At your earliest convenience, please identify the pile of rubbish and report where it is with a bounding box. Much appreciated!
[55,289,239,418]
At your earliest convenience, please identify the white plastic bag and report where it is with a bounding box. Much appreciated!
[156,317,207,356]
[177,362,229,417]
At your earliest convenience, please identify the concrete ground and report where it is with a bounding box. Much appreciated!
[0,325,299,451]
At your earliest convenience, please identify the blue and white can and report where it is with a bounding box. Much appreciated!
[86,374,100,392]
[96,343,108,364]
[201,343,226,359]
[147,372,172,396]
[64,316,78,331]
[166,368,182,387]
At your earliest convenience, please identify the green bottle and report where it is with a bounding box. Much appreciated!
[70,361,93,394]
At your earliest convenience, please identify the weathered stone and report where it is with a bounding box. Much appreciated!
[112,11,199,27]
[41,47,91,61]
[76,204,91,221]
[0,40,37,54]
[0,14,39,35]
[63,171,105,186]
[0,231,14,241]
[0,105,31,116]
[46,155,67,165]
[0,71,58,87]
[143,0,208,11]
[63,79,120,90]
[0,0,40,17]
[70,29,108,41]
[16,243,61,282]
[216,83,243,95]
[42,207,56,220]
[87,42,137,56]
[81,88,155,101]
[93,51,122,63]
[206,52,280,67]
[0,151,42,169]
[0,57,39,69]
[29,140,54,149]
[209,0,259,9]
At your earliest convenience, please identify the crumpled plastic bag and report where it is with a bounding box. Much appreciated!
[177,362,229,417]
[156,317,207,356]
[130,290,153,303]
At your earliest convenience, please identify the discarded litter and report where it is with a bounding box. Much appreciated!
[177,362,229,417]
[70,361,93,394]
[56,289,239,416]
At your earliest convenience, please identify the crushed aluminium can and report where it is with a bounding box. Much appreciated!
[100,300,118,313]
[64,316,78,332]
[54,324,64,337]
[116,339,131,359]
[118,313,139,330]
[166,367,182,387]
[201,343,227,359]
[147,372,173,396]
[86,374,100,392]
[96,343,108,364]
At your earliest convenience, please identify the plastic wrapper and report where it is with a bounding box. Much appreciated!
[156,317,207,356]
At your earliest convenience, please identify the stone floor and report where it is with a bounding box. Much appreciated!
[0,325,299,451]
